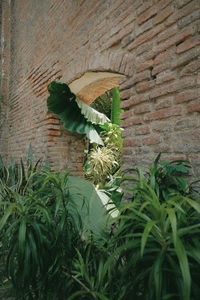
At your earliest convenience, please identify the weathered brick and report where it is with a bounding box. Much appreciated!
[135,80,155,92]
[172,46,200,70]
[187,102,200,113]
[135,126,150,135]
[1,0,200,179]
[175,89,198,103]
[154,49,174,65]
[134,103,151,114]
[152,61,172,75]
[156,71,176,84]
[173,142,200,153]
[143,136,161,145]
[45,118,60,125]
[124,138,141,147]
[174,118,198,131]
[144,106,182,121]
[136,59,154,72]
[176,35,200,53]
[48,130,62,136]
[137,0,173,25]
[166,0,199,26]
[154,6,173,24]
[121,117,142,128]
[136,19,153,37]
[177,10,200,29]
[150,77,196,98]
[155,96,173,110]
[127,23,164,50]
[180,58,200,76]
[120,110,132,119]
[155,28,194,54]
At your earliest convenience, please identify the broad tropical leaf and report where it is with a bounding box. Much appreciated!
[76,97,110,125]
[47,81,108,144]
[67,176,112,239]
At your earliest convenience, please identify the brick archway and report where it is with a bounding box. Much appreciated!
[69,71,125,104]
[46,51,133,174]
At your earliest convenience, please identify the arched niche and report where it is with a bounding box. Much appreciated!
[69,71,125,104]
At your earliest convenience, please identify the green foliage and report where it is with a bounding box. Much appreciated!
[125,153,194,201]
[84,123,123,187]
[47,81,109,145]
[100,123,123,159]
[0,156,112,299]
[84,146,118,186]
[111,87,123,125]
[91,91,112,118]
[111,184,200,299]
[1,154,200,300]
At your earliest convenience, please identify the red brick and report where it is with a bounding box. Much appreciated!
[150,77,196,98]
[143,136,161,145]
[156,71,176,84]
[152,122,172,132]
[154,49,174,65]
[187,102,200,113]
[120,88,133,100]
[48,136,56,142]
[127,24,164,50]
[175,89,198,103]
[120,99,134,109]
[138,0,173,25]
[124,138,141,147]
[129,93,150,106]
[121,117,142,128]
[136,1,153,16]
[136,19,153,37]
[166,0,199,26]
[46,118,60,125]
[154,6,173,24]
[135,126,150,135]
[120,110,132,119]
[155,96,173,109]
[134,104,151,114]
[144,107,182,121]
[155,28,194,54]
[135,80,155,92]
[180,58,200,76]
[173,46,200,70]
[156,24,178,43]
[152,61,172,75]
[176,36,200,53]
[48,130,61,136]
[136,59,154,72]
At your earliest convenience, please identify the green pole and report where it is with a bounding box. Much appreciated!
[111,87,122,125]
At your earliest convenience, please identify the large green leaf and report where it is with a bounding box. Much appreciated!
[76,97,110,125]
[67,176,113,239]
[47,81,106,144]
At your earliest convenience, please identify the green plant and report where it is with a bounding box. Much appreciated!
[84,146,118,187]
[111,87,123,125]
[109,158,200,300]
[47,81,109,145]
[91,91,112,118]
[100,123,123,160]
[125,153,194,202]
[84,123,123,187]
[0,156,114,299]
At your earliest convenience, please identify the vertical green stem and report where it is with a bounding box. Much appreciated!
[111,87,121,125]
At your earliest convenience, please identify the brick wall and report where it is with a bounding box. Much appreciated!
[0,0,200,176]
